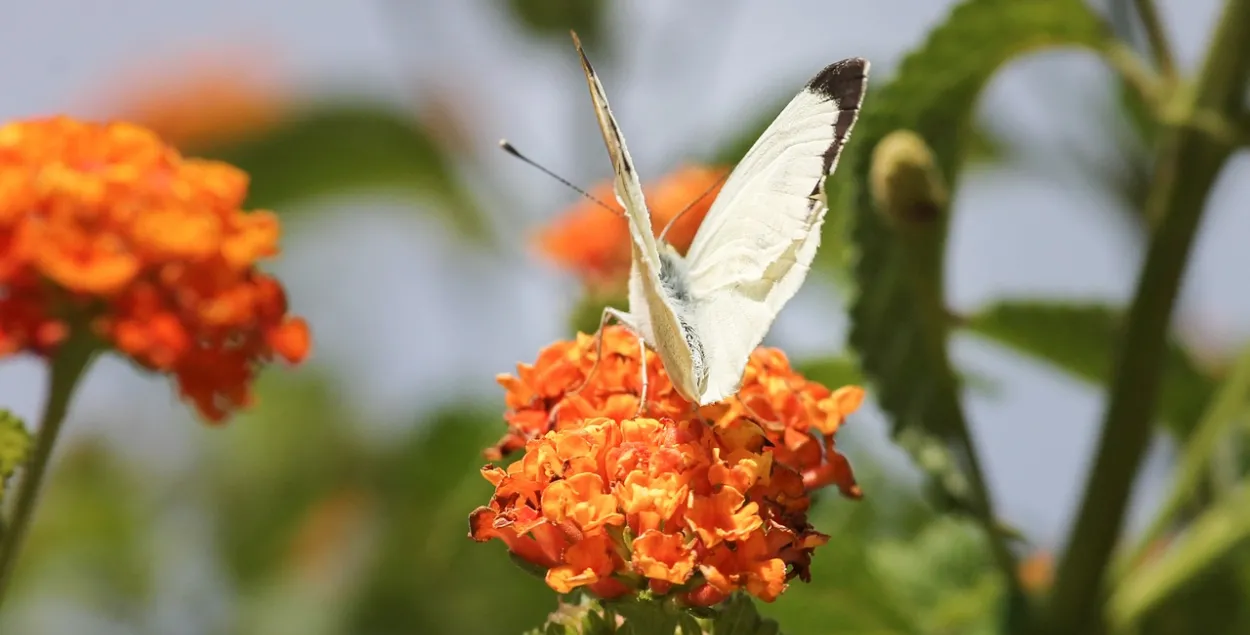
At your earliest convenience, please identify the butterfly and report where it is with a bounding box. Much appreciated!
[571,31,868,408]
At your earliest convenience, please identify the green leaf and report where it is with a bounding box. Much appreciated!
[209,103,492,242]
[840,0,1109,506]
[0,411,30,503]
[505,0,607,51]
[963,120,1008,164]
[1108,483,1250,631]
[586,604,619,635]
[710,593,780,635]
[611,596,680,635]
[963,300,1216,439]
[794,356,865,390]
[677,613,705,635]
[796,355,1000,398]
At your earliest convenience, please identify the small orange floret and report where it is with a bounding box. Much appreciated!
[0,116,310,422]
[475,326,866,604]
[534,165,729,290]
[631,530,695,585]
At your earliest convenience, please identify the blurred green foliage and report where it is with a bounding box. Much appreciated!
[207,105,494,243]
[0,412,29,506]
[504,0,608,51]
[4,0,1250,633]
[965,300,1216,438]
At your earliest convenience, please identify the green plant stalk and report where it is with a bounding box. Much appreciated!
[1045,0,1250,633]
[0,334,98,605]
[1132,0,1176,77]
[1110,343,1250,581]
[1107,482,1250,632]
[1102,42,1164,112]
[897,221,1025,620]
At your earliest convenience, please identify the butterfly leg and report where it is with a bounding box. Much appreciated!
[687,401,709,426]
[566,307,631,394]
[733,394,768,425]
[548,307,647,427]
[635,330,648,418]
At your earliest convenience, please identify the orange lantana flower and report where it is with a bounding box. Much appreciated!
[470,416,827,604]
[535,165,729,290]
[0,116,310,421]
[474,325,865,603]
[490,325,863,497]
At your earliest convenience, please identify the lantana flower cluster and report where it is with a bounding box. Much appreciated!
[0,116,309,421]
[471,326,864,604]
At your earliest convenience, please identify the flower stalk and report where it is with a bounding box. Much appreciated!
[0,328,100,605]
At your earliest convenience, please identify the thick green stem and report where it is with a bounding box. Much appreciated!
[1111,343,1250,581]
[0,335,98,605]
[1046,0,1250,633]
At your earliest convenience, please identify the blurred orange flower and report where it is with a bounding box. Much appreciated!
[1017,550,1054,594]
[490,325,863,496]
[96,49,287,152]
[535,165,729,290]
[473,326,864,603]
[0,116,310,421]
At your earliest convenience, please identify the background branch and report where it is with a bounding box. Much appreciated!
[1046,0,1250,633]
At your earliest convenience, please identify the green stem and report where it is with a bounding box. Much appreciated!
[953,415,1028,623]
[1110,343,1250,582]
[1103,42,1164,112]
[896,193,1024,621]
[1132,0,1176,77]
[1046,0,1250,633]
[0,334,98,605]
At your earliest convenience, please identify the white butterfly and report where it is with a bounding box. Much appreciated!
[571,32,869,407]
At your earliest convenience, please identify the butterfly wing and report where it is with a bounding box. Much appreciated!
[685,58,869,403]
[571,32,707,401]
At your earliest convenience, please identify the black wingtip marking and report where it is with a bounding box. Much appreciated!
[805,57,869,103]
[806,57,870,198]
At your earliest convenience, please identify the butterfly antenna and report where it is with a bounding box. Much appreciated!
[657,168,730,242]
[499,139,619,215]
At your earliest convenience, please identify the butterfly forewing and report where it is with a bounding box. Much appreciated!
[571,31,709,402]
[570,32,662,269]
[683,58,870,403]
